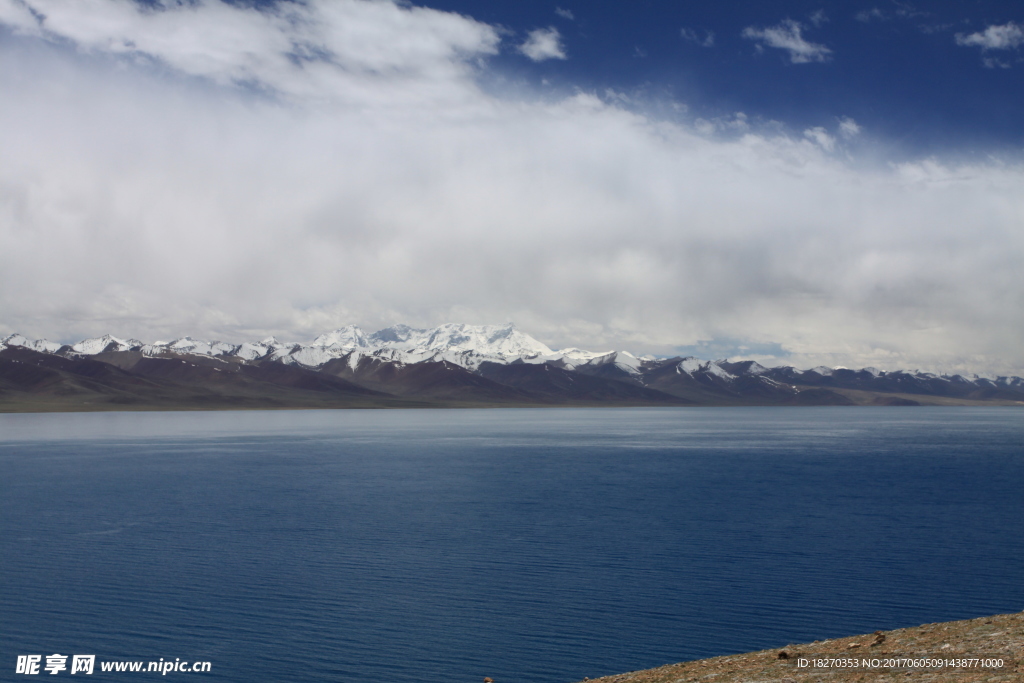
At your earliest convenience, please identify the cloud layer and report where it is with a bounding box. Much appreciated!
[518,27,566,62]
[956,22,1024,51]
[680,27,715,48]
[1,0,1023,375]
[956,22,1024,67]
[0,0,500,103]
[742,19,831,63]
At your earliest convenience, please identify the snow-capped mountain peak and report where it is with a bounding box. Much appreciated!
[381,322,554,356]
[1,333,26,349]
[340,322,558,369]
[677,357,704,375]
[675,357,735,380]
[233,342,272,361]
[739,361,769,375]
[368,324,419,345]
[5,327,1022,393]
[313,325,371,350]
[176,337,236,356]
[575,350,644,374]
[2,334,58,353]
[1,333,64,354]
[71,335,142,355]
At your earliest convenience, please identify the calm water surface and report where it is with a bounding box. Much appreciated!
[1,408,1022,682]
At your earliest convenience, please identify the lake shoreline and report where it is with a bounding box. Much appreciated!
[3,396,1023,413]
[581,611,1024,683]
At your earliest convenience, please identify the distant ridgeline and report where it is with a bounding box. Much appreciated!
[2,324,1022,411]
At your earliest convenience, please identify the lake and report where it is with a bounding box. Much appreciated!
[2,407,1022,681]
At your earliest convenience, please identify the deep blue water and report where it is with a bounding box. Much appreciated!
[1,407,1022,682]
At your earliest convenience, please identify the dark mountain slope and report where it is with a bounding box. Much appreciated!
[321,355,542,403]
[0,346,167,397]
[0,348,417,411]
[639,361,747,405]
[477,362,690,405]
[766,366,1024,401]
[2,344,1021,411]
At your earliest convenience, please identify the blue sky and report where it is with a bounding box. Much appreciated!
[0,0,1022,374]
[433,0,1024,153]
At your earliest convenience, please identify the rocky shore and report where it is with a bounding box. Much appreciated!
[578,611,1023,683]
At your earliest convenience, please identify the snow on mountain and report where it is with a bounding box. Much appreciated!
[32,339,65,353]
[270,325,379,368]
[358,325,645,372]
[1,334,25,351]
[289,323,527,368]
[0,324,793,381]
[229,344,263,361]
[677,357,704,375]
[675,357,735,380]
[372,323,553,357]
[704,361,735,380]
[1,334,63,353]
[280,344,348,367]
[162,337,238,356]
[236,338,291,361]
[737,361,768,375]
[554,347,615,369]
[313,325,372,350]
[5,327,1022,389]
[366,324,418,346]
[137,335,298,361]
[71,335,143,355]
[308,322,560,370]
[575,350,644,374]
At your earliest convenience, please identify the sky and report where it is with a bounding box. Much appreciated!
[0,0,1022,375]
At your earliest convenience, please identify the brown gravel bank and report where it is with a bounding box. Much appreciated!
[575,611,1023,683]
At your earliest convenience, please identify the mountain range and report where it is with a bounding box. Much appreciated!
[2,323,1022,411]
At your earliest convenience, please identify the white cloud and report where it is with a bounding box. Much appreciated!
[0,1,1023,375]
[838,117,861,138]
[808,9,828,27]
[803,126,836,151]
[680,27,715,48]
[856,5,945,32]
[0,0,500,104]
[518,26,566,61]
[856,8,886,23]
[981,56,1012,69]
[555,7,574,21]
[956,22,1024,50]
[742,19,832,63]
[694,112,750,135]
